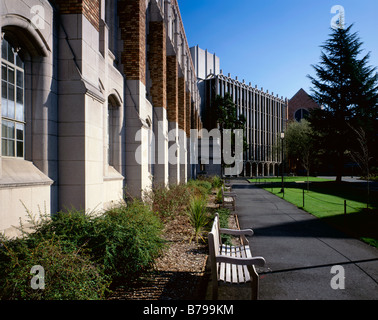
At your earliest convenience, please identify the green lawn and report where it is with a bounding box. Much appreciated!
[253,178,378,248]
[249,176,333,184]
[267,186,372,218]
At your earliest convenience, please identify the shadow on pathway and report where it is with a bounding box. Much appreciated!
[228,179,378,300]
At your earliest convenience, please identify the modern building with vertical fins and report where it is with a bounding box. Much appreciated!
[190,46,288,178]
[0,0,202,237]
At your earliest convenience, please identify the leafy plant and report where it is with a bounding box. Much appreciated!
[187,180,212,198]
[285,120,314,190]
[215,188,223,204]
[144,184,192,218]
[6,200,166,294]
[212,93,247,168]
[100,200,166,283]
[187,197,209,243]
[0,236,110,300]
[217,208,232,245]
[211,176,223,189]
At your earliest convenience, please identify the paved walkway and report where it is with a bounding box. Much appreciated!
[218,179,378,300]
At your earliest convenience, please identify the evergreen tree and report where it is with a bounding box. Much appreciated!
[285,119,314,190]
[213,93,247,168]
[307,24,378,182]
[214,93,246,132]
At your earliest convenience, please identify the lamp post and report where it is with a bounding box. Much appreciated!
[280,131,285,196]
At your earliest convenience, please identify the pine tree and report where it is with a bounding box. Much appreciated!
[307,24,378,182]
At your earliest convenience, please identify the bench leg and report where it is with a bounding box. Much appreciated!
[212,278,219,300]
[249,266,259,300]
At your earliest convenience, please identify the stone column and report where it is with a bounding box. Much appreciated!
[178,76,187,183]
[148,20,168,187]
[119,0,153,198]
[166,55,180,185]
[186,91,191,180]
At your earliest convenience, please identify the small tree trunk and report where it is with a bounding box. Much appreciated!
[336,152,344,183]
[367,174,370,209]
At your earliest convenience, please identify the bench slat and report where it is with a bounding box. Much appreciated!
[225,245,232,283]
[231,246,238,283]
[218,244,254,284]
[219,245,226,282]
[239,245,250,283]
[235,246,245,283]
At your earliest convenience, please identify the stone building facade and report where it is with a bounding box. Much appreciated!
[0,0,201,236]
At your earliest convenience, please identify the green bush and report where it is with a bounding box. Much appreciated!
[0,199,166,300]
[215,188,223,204]
[0,236,110,300]
[187,180,212,197]
[30,201,165,284]
[144,180,214,219]
[217,208,232,245]
[100,200,166,282]
[196,180,213,193]
[144,184,192,218]
[29,208,98,250]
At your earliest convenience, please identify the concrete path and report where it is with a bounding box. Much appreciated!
[230,179,378,300]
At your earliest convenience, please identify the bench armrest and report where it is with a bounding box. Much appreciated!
[220,228,254,237]
[216,256,266,267]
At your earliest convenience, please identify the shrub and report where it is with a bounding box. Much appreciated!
[144,184,192,218]
[196,180,213,193]
[0,236,110,300]
[29,208,98,250]
[21,200,165,285]
[217,208,232,245]
[187,180,212,198]
[215,188,223,204]
[100,200,166,283]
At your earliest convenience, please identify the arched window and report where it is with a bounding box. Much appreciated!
[1,38,24,158]
[107,93,122,171]
[107,102,115,166]
[294,108,309,122]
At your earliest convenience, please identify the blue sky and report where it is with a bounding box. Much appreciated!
[178,0,378,100]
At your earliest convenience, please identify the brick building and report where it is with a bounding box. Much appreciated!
[0,0,201,236]
[288,88,320,122]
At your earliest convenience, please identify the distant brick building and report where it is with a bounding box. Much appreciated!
[288,88,320,122]
[0,0,202,236]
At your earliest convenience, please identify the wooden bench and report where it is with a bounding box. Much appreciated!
[208,213,266,300]
[221,186,236,211]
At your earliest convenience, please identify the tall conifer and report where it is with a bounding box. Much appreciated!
[308,24,378,182]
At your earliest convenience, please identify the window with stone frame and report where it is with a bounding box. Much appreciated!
[107,94,122,170]
[107,102,116,166]
[105,0,119,58]
[1,38,25,158]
